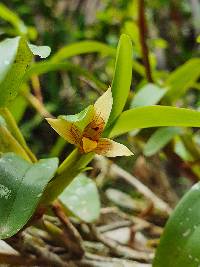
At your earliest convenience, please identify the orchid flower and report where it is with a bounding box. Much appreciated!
[46,88,133,157]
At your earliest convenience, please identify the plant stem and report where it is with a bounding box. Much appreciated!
[31,75,43,103]
[0,107,37,162]
[21,90,53,118]
[138,0,153,83]
[42,149,94,204]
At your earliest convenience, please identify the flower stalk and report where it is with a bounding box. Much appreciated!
[42,148,94,204]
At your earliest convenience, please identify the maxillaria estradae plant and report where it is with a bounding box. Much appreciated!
[46,87,133,157]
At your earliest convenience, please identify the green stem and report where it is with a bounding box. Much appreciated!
[0,107,37,162]
[42,148,94,204]
[49,137,67,157]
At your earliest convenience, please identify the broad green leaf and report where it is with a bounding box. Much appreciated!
[107,34,133,127]
[0,3,27,35]
[59,173,100,222]
[164,58,200,102]
[0,153,58,239]
[0,37,33,107]
[28,44,51,58]
[154,182,200,267]
[51,41,115,62]
[131,83,167,108]
[143,127,182,156]
[109,106,200,138]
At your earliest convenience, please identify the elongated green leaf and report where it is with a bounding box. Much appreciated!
[131,83,167,108]
[110,106,200,138]
[51,41,115,62]
[0,3,27,35]
[143,127,182,156]
[59,174,100,222]
[107,34,133,127]
[164,58,200,102]
[0,37,33,107]
[0,153,58,239]
[8,84,29,123]
[8,95,27,123]
[154,182,200,267]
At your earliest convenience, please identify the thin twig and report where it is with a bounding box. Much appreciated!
[84,252,152,267]
[95,156,172,215]
[21,90,54,118]
[89,224,153,262]
[0,252,50,266]
[98,220,134,233]
[110,163,172,215]
[138,0,153,82]
[100,207,163,236]
[31,74,43,103]
[23,232,68,267]
[52,200,85,258]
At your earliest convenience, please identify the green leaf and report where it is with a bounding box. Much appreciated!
[131,83,167,108]
[8,95,27,123]
[0,3,27,35]
[8,84,29,123]
[109,106,200,138]
[164,58,200,103]
[107,34,133,127]
[143,127,182,156]
[0,153,58,239]
[28,44,51,58]
[0,37,33,107]
[154,182,200,267]
[51,41,115,62]
[59,173,100,222]
[174,137,194,162]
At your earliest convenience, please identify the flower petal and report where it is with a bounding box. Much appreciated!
[46,118,81,145]
[94,87,113,125]
[82,137,98,153]
[59,105,95,131]
[95,138,133,157]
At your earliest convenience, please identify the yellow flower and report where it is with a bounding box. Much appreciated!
[46,88,133,157]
